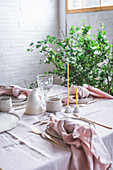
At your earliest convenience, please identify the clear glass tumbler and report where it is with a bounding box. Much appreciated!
[37,74,53,107]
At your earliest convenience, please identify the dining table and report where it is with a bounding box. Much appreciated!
[0,84,113,170]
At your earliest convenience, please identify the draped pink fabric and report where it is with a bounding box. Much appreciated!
[0,85,30,98]
[83,84,113,99]
[48,116,112,170]
[62,84,113,104]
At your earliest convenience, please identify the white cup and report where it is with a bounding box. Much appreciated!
[0,96,12,112]
[46,97,62,112]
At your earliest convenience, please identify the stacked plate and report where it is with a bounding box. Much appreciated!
[78,96,93,104]
[46,117,95,139]
[0,112,20,133]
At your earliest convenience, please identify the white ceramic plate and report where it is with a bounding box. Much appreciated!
[46,126,62,139]
[78,96,93,104]
[0,95,27,106]
[1,95,26,102]
[12,96,27,106]
[46,117,95,139]
[12,100,27,106]
[62,117,95,128]
[0,112,20,133]
[12,97,26,103]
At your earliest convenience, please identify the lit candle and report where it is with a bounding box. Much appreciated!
[67,64,69,107]
[76,85,78,107]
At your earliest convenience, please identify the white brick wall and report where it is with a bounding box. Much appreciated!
[67,10,113,44]
[1,1,112,89]
[0,0,59,88]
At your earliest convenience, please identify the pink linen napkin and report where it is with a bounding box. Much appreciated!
[48,116,112,170]
[62,84,113,104]
[0,85,30,98]
[83,84,113,99]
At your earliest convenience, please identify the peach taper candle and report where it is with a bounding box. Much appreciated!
[67,63,69,107]
[76,85,78,107]
[65,63,72,113]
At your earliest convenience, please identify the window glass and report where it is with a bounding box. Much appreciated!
[67,0,113,13]
[84,0,100,8]
[72,0,82,9]
[68,0,82,9]
[101,0,113,6]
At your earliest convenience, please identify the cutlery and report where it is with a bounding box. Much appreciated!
[33,120,48,125]
[31,125,65,148]
[14,106,26,110]
[79,99,103,107]
[73,114,112,129]
[86,99,103,104]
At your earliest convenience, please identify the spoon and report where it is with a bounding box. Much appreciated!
[31,125,65,148]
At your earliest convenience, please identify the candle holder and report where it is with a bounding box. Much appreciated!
[65,105,72,113]
[73,105,80,113]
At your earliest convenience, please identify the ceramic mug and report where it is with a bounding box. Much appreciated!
[46,97,62,112]
[0,96,12,112]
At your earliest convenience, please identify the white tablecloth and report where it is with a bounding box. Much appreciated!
[0,85,113,170]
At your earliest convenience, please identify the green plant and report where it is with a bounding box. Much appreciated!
[27,20,113,95]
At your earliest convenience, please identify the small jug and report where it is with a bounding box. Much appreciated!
[25,89,43,115]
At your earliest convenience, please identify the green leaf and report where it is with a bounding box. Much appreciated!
[89,26,93,30]
[102,30,106,35]
[30,43,34,46]
[27,49,30,51]
[47,35,50,39]
[36,45,41,48]
[28,20,113,92]
[81,19,85,23]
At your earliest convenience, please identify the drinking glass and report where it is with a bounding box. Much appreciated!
[37,74,53,106]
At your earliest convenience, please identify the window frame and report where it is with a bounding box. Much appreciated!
[66,0,113,14]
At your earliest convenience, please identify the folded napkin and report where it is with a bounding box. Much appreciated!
[62,84,113,104]
[48,116,112,170]
[0,85,30,98]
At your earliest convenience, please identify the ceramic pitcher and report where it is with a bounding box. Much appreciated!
[25,89,42,115]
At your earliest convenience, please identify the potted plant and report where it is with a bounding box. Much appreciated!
[27,20,113,95]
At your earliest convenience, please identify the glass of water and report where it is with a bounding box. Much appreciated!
[37,74,53,106]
